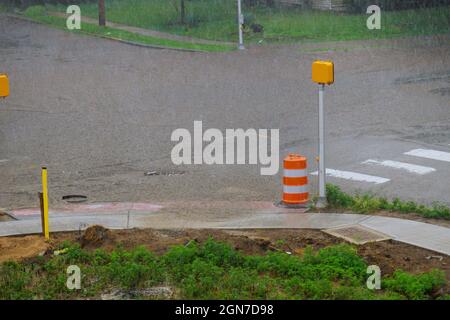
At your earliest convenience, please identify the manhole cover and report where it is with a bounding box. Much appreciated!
[323,225,391,245]
[62,195,88,203]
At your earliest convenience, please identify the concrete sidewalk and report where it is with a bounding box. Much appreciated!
[1,207,449,256]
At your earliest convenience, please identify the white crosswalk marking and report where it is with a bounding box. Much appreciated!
[362,159,436,175]
[310,169,390,184]
[404,149,450,163]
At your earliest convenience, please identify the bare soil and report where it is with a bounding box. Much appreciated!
[0,235,48,262]
[0,227,448,291]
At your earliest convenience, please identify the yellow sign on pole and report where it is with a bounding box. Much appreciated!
[42,167,50,240]
[312,61,334,85]
[0,74,9,98]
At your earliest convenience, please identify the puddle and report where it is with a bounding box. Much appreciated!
[430,87,450,96]
[394,70,450,84]
[144,169,185,176]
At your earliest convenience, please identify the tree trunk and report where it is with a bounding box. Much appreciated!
[180,0,185,25]
[99,0,106,26]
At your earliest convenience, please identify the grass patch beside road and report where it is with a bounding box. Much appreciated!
[46,0,450,43]
[326,184,450,220]
[247,6,450,42]
[21,6,233,52]
[0,238,447,300]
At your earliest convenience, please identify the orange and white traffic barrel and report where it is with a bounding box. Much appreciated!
[282,154,309,206]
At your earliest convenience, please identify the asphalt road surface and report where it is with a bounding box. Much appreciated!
[1,16,450,209]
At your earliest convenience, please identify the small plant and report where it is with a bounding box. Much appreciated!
[0,262,33,300]
[23,5,47,17]
[101,246,164,288]
[199,237,244,267]
[274,239,286,247]
[326,184,355,208]
[384,269,446,300]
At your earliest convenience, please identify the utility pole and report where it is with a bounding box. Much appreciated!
[237,0,244,50]
[99,0,106,27]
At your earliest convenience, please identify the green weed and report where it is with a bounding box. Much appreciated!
[384,269,446,300]
[326,184,450,219]
[0,239,447,300]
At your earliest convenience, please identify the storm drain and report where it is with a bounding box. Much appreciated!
[322,225,391,245]
[62,195,88,203]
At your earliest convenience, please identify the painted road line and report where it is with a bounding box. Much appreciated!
[362,159,436,175]
[404,149,450,163]
[310,169,390,184]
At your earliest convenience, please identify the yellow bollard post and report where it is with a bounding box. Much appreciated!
[0,73,9,98]
[42,167,50,240]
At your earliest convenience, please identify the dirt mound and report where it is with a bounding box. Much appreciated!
[0,235,49,263]
[80,225,110,248]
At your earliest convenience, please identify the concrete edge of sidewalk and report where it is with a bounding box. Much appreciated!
[0,209,18,221]
[1,211,449,256]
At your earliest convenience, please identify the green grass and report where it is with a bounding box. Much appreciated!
[0,238,446,300]
[21,5,234,52]
[45,0,450,42]
[326,184,450,219]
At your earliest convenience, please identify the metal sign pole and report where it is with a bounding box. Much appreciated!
[237,0,245,50]
[312,60,333,208]
[317,84,327,207]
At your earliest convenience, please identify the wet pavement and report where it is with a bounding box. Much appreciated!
[0,15,450,210]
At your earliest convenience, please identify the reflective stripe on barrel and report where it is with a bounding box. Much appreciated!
[282,154,309,205]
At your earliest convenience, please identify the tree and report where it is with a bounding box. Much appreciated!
[171,0,186,25]
[180,0,185,25]
[98,0,106,26]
